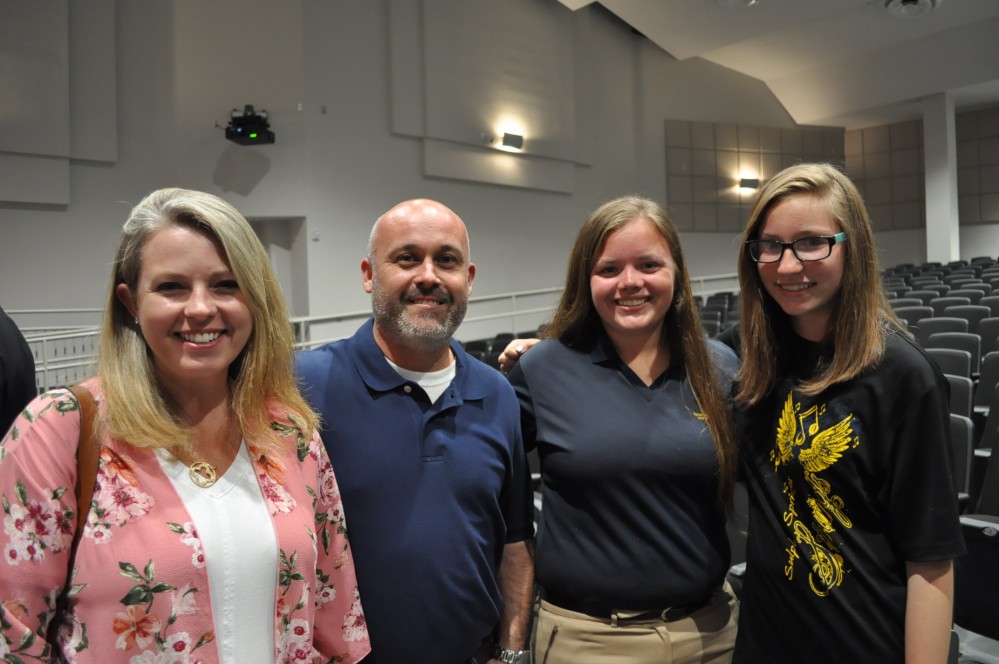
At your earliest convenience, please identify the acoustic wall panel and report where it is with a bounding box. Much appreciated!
[0,1,70,157]
[389,0,588,191]
[665,119,844,232]
[422,0,577,162]
[69,0,116,162]
[845,119,927,230]
[0,0,116,204]
[388,0,425,138]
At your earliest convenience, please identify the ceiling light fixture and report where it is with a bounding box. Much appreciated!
[716,0,758,8]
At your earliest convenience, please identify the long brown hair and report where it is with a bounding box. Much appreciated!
[548,195,738,507]
[735,163,907,405]
[99,188,317,454]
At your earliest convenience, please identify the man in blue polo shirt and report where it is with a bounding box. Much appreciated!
[296,199,534,664]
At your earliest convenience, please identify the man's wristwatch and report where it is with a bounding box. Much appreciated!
[493,646,527,664]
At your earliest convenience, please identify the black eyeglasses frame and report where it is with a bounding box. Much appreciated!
[745,232,847,264]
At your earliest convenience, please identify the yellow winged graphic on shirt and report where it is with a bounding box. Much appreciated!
[772,393,800,469]
[771,391,859,598]
[799,414,853,473]
[772,393,853,471]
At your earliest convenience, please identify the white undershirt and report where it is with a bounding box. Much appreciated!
[156,442,278,663]
[387,356,457,403]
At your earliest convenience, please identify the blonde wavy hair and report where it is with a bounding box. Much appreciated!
[547,195,738,508]
[735,163,908,406]
[98,188,317,454]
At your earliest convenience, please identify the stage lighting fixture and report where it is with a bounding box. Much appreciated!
[225,104,275,145]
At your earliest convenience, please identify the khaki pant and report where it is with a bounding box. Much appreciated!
[532,582,738,664]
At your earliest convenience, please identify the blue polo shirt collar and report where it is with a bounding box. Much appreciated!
[348,318,486,404]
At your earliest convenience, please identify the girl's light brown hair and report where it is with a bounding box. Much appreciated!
[735,163,907,405]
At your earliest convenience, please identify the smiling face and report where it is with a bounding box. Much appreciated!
[589,216,675,349]
[116,224,252,395]
[362,200,475,362]
[757,193,845,342]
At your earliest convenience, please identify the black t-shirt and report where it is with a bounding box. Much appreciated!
[734,331,965,663]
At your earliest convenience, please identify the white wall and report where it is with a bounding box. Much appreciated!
[0,0,940,321]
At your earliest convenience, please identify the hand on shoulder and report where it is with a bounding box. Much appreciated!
[498,339,540,374]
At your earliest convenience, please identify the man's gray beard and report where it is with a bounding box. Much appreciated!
[371,286,467,352]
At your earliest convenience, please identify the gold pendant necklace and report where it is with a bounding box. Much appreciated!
[189,461,218,488]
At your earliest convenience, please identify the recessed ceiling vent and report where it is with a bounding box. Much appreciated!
[884,0,940,20]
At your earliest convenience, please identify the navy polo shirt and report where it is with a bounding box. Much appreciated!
[296,319,532,664]
[508,334,738,610]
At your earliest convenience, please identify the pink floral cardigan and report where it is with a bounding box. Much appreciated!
[0,383,369,663]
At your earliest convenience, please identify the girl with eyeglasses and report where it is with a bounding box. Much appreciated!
[730,162,964,663]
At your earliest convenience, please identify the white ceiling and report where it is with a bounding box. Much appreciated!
[558,0,999,129]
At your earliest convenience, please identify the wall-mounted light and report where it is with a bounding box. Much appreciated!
[480,128,526,152]
[501,132,524,150]
[739,177,760,189]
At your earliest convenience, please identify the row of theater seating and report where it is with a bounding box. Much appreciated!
[883,258,999,650]
[696,291,740,337]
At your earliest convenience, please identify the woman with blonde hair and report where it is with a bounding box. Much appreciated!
[0,188,369,662]
[506,195,740,663]
[732,163,963,663]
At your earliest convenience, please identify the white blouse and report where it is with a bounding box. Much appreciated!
[156,442,278,662]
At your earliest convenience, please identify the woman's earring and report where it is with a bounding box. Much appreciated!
[134,317,140,326]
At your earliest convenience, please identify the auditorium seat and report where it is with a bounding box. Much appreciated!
[948,288,986,305]
[953,445,999,643]
[925,332,981,376]
[929,297,972,317]
[491,332,515,351]
[978,295,999,318]
[462,338,491,354]
[913,317,968,347]
[950,413,973,510]
[943,305,992,334]
[925,348,972,379]
[892,306,934,330]
[921,283,952,297]
[979,318,999,356]
[904,290,940,306]
[974,352,999,421]
[946,374,973,419]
